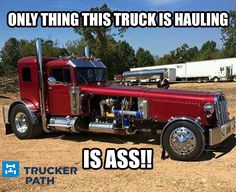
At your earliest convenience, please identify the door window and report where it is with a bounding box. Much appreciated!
[22,67,32,82]
[51,68,71,83]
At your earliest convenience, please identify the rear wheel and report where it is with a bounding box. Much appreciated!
[10,104,42,139]
[213,77,219,83]
[233,76,236,82]
[197,78,202,83]
[163,121,205,161]
[203,78,208,83]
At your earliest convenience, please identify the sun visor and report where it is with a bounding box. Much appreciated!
[69,59,107,69]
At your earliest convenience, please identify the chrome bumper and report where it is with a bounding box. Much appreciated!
[209,118,235,146]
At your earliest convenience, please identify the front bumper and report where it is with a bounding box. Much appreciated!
[209,118,235,146]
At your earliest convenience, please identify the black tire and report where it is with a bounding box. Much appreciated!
[163,121,205,161]
[213,77,219,83]
[203,78,208,83]
[10,104,42,139]
[233,76,236,82]
[197,78,203,83]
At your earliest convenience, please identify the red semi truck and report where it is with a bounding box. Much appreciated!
[2,39,235,161]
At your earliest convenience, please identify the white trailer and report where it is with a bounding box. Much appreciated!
[165,64,186,79]
[185,58,235,82]
[130,57,236,82]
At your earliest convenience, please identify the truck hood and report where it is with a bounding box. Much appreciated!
[80,84,214,101]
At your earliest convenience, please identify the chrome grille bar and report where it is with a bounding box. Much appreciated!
[214,93,229,125]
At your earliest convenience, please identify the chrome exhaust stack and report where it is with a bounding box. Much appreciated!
[85,46,89,58]
[35,39,48,132]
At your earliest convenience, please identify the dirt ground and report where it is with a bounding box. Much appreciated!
[0,82,236,192]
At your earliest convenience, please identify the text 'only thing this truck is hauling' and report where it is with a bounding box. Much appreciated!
[2,39,235,161]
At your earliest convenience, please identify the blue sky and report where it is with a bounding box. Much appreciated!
[0,0,235,56]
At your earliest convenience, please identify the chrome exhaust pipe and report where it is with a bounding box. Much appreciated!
[35,39,48,132]
[89,122,116,133]
[47,117,79,133]
[85,46,89,58]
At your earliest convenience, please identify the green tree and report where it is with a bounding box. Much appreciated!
[156,44,199,65]
[0,38,20,74]
[116,40,135,71]
[0,58,3,75]
[19,39,35,57]
[66,39,86,56]
[169,44,199,63]
[198,40,220,60]
[186,46,199,61]
[156,54,174,65]
[0,38,68,75]
[19,38,66,58]
[59,48,69,57]
[154,55,159,65]
[74,4,127,72]
[41,39,64,57]
[170,44,189,63]
[104,38,121,79]
[221,9,236,58]
[136,47,155,67]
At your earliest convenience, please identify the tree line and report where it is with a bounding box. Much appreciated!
[0,4,235,79]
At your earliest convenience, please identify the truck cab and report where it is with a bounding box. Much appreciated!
[46,58,106,116]
[212,65,232,82]
[2,39,235,161]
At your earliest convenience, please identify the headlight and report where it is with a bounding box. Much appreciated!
[204,103,214,115]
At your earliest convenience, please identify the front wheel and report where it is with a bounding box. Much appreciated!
[233,76,236,82]
[10,104,42,139]
[162,121,205,161]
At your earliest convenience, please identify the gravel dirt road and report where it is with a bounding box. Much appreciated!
[0,82,236,192]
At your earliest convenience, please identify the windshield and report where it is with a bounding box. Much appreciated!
[75,68,106,83]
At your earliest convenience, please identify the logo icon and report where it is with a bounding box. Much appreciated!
[2,161,19,178]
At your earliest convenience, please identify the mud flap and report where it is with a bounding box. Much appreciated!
[4,123,13,135]
[5,123,13,134]
[0,123,13,135]
[161,147,166,160]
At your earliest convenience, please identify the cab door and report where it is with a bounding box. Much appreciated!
[48,67,72,116]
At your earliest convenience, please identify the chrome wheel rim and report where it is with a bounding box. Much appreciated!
[169,127,196,156]
[15,112,28,133]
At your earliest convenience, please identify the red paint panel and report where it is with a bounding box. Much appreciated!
[18,56,57,111]
[48,84,71,115]
[80,84,215,126]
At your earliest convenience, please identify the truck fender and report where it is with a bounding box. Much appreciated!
[8,100,39,126]
[160,117,205,148]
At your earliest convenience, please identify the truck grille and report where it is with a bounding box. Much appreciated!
[214,93,229,125]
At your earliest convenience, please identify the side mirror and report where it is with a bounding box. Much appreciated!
[48,77,57,86]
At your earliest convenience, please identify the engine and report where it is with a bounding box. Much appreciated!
[47,96,149,135]
[88,97,149,134]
